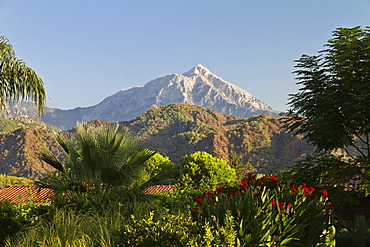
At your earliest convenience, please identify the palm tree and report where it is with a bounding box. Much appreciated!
[0,36,46,115]
[39,124,158,205]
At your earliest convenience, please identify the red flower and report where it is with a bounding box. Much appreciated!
[289,182,298,192]
[309,187,315,193]
[240,180,248,190]
[279,202,285,210]
[204,191,212,195]
[287,203,291,208]
[270,176,279,183]
[322,190,329,197]
[217,186,223,192]
[193,207,198,212]
[271,199,277,207]
[301,183,307,188]
[247,173,254,178]
[329,204,335,209]
[195,198,203,205]
[303,187,310,195]
[230,188,237,195]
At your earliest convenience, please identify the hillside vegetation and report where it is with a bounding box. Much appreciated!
[0,116,62,179]
[0,104,314,179]
[122,104,314,173]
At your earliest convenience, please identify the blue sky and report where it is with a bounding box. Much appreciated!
[1,1,369,112]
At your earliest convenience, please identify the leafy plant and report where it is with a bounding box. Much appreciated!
[6,209,115,247]
[0,200,28,245]
[192,173,335,246]
[336,214,370,247]
[39,124,156,207]
[177,151,237,192]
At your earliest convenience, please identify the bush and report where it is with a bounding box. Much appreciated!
[0,200,27,245]
[117,210,238,247]
[177,151,237,192]
[117,210,202,246]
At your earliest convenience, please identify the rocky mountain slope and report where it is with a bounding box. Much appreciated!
[3,65,280,130]
[0,127,62,179]
[0,104,311,179]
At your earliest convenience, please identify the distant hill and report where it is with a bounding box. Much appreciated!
[0,117,61,179]
[0,104,313,179]
[0,115,61,134]
[119,104,314,173]
[3,65,280,130]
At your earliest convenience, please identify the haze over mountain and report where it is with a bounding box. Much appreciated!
[4,65,280,129]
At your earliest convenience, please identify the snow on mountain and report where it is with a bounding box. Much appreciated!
[5,65,280,129]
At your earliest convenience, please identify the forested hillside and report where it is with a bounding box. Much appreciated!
[0,117,62,179]
[0,104,314,179]
[121,104,314,173]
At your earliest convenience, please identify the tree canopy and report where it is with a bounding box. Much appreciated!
[177,151,237,191]
[284,26,370,198]
[285,26,370,158]
[0,36,46,115]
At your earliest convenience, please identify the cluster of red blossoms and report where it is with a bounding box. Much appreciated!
[193,173,334,212]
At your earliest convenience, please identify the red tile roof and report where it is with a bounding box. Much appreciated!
[0,185,54,204]
[0,184,176,204]
[143,185,176,195]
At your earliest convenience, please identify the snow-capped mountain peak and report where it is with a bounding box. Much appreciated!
[183,64,210,77]
[5,65,280,129]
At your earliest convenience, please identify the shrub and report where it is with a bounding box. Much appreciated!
[117,210,238,247]
[117,210,201,246]
[177,151,237,192]
[0,200,27,245]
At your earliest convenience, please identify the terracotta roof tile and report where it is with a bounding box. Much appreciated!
[143,185,176,195]
[0,185,54,204]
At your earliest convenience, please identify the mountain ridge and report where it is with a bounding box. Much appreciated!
[4,65,280,129]
[0,104,312,179]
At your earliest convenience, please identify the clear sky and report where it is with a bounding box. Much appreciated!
[1,1,369,112]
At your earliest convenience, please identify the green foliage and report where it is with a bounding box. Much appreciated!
[336,215,370,247]
[0,174,33,190]
[0,36,46,115]
[0,119,23,134]
[39,124,156,207]
[0,116,61,134]
[177,151,237,192]
[192,174,335,246]
[117,209,239,247]
[285,26,370,155]
[0,200,27,245]
[117,210,201,246]
[283,26,370,205]
[141,153,175,185]
[228,152,256,180]
[287,154,366,206]
[6,209,115,247]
